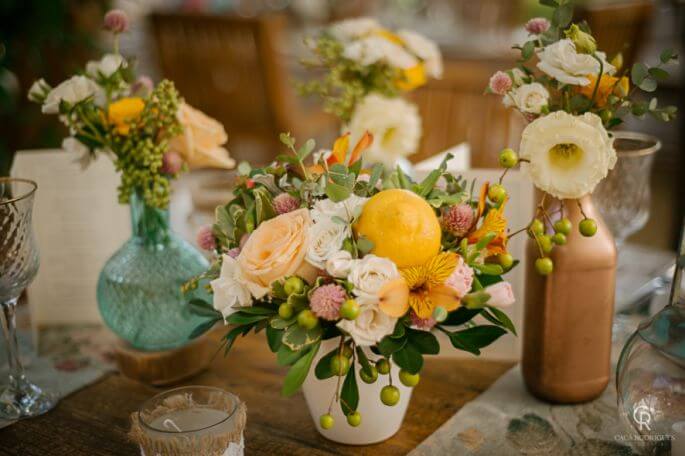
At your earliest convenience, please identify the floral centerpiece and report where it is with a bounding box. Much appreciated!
[299,18,443,169]
[27,9,235,351]
[186,131,517,441]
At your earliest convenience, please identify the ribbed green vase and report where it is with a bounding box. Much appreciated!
[97,191,208,351]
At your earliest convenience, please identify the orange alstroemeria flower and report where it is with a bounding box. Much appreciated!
[326,131,373,166]
[578,74,630,107]
[468,197,509,256]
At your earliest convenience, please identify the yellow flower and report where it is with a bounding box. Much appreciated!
[468,198,508,256]
[375,29,405,45]
[378,252,462,319]
[578,74,629,107]
[396,63,427,91]
[107,97,145,135]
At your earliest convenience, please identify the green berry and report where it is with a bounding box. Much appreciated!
[340,345,353,358]
[553,218,572,235]
[284,276,305,296]
[380,385,400,406]
[360,365,378,384]
[320,413,334,430]
[346,411,362,427]
[376,358,390,375]
[535,257,554,275]
[552,232,567,245]
[529,219,545,237]
[432,306,448,323]
[399,370,420,387]
[499,148,519,168]
[579,218,597,237]
[600,109,613,124]
[498,253,514,269]
[278,303,294,319]
[330,354,350,376]
[487,184,507,204]
[539,235,554,254]
[339,299,360,320]
[297,309,318,330]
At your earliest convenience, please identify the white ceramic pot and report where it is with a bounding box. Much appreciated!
[302,338,413,445]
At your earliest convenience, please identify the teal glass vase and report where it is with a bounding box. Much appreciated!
[97,191,209,351]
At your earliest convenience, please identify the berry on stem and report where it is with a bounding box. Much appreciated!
[297,309,318,329]
[539,235,554,254]
[499,148,519,168]
[399,370,420,387]
[535,257,554,275]
[330,354,350,376]
[376,358,390,375]
[278,303,294,319]
[488,184,507,204]
[284,276,305,296]
[553,218,572,235]
[579,218,597,237]
[340,345,353,358]
[381,385,400,406]
[360,365,378,384]
[552,232,567,245]
[529,219,544,237]
[346,411,362,427]
[498,253,514,269]
[320,413,334,430]
[339,299,360,320]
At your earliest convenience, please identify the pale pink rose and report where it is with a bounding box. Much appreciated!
[103,9,129,33]
[484,281,515,308]
[488,71,512,95]
[238,208,317,296]
[444,256,474,298]
[525,17,550,35]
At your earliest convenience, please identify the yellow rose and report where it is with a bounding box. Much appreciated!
[238,208,318,294]
[578,74,629,107]
[108,97,145,135]
[169,102,235,169]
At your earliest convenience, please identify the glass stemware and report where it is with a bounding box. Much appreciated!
[0,178,56,419]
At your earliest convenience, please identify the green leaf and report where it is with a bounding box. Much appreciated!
[639,78,657,93]
[477,274,503,288]
[326,181,352,202]
[446,330,481,355]
[475,231,496,251]
[451,325,507,351]
[407,328,440,355]
[648,67,669,81]
[315,347,339,379]
[631,63,648,85]
[390,321,406,339]
[226,312,269,325]
[417,153,453,197]
[392,343,423,374]
[356,236,374,255]
[266,326,284,352]
[282,324,322,351]
[254,187,276,224]
[377,334,407,357]
[484,307,517,335]
[355,347,373,376]
[188,299,221,318]
[540,0,558,6]
[367,163,384,191]
[271,281,288,300]
[552,3,572,27]
[297,138,316,160]
[660,48,677,64]
[279,132,295,149]
[282,341,320,397]
[276,344,305,366]
[442,307,481,326]
[396,165,413,189]
[473,263,504,276]
[340,364,359,415]
[189,319,218,339]
[521,40,536,61]
[237,305,276,316]
[276,154,299,165]
[270,316,297,329]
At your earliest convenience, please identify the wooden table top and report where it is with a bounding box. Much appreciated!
[0,331,513,455]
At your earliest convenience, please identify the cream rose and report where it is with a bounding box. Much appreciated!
[211,255,253,320]
[238,208,317,297]
[85,54,127,78]
[306,220,350,269]
[503,82,550,114]
[326,250,356,279]
[537,39,615,86]
[42,76,100,114]
[337,303,397,346]
[348,254,399,306]
[169,103,235,170]
[310,194,368,223]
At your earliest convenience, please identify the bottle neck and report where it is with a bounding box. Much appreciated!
[129,190,170,247]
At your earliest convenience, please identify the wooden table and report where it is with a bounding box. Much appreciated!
[0,332,513,455]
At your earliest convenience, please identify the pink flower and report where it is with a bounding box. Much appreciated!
[525,17,550,35]
[104,9,129,34]
[410,311,436,330]
[130,76,153,95]
[484,281,515,308]
[488,71,512,95]
[273,193,300,215]
[442,203,474,237]
[310,284,346,321]
[227,247,241,259]
[445,257,474,298]
[196,225,216,251]
[161,151,183,174]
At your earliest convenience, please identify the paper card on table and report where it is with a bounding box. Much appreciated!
[414,142,470,173]
[12,149,129,327]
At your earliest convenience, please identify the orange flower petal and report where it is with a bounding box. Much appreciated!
[328,132,350,165]
[378,278,410,317]
[349,131,373,165]
[428,284,462,312]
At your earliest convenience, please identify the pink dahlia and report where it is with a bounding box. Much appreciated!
[161,151,183,174]
[442,203,474,237]
[410,311,436,330]
[273,193,300,215]
[104,9,129,34]
[525,17,550,35]
[445,257,474,298]
[488,71,512,95]
[310,284,346,321]
[196,225,216,251]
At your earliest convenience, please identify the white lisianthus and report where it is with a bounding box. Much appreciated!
[210,255,253,321]
[85,53,127,78]
[347,94,421,169]
[343,36,417,69]
[61,137,92,169]
[503,82,550,114]
[509,68,527,87]
[337,302,397,346]
[310,194,368,223]
[42,75,100,114]
[398,29,443,78]
[305,220,350,269]
[519,111,616,199]
[28,78,51,103]
[348,254,399,306]
[329,17,381,41]
[325,250,356,278]
[537,39,615,86]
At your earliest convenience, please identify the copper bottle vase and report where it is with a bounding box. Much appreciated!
[522,195,617,403]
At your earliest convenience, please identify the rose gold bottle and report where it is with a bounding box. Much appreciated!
[522,195,617,403]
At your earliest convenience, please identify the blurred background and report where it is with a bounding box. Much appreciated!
[0,0,682,249]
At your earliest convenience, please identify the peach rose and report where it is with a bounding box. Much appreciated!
[169,102,235,169]
[238,208,318,298]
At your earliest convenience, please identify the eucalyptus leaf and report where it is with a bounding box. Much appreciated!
[326,181,352,202]
[631,63,648,85]
[660,48,677,64]
[356,237,374,255]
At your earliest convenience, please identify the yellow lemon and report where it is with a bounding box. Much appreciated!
[354,189,441,268]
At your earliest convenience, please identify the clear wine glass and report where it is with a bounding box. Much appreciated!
[0,178,56,419]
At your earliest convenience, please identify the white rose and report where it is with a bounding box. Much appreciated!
[42,76,100,114]
[503,82,550,114]
[330,17,381,41]
[337,303,397,346]
[326,250,357,278]
[398,29,443,78]
[306,220,350,269]
[210,255,253,321]
[310,194,368,223]
[537,39,615,86]
[85,54,127,78]
[343,36,417,69]
[348,254,399,306]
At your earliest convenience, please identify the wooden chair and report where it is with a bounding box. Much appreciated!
[149,12,333,165]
